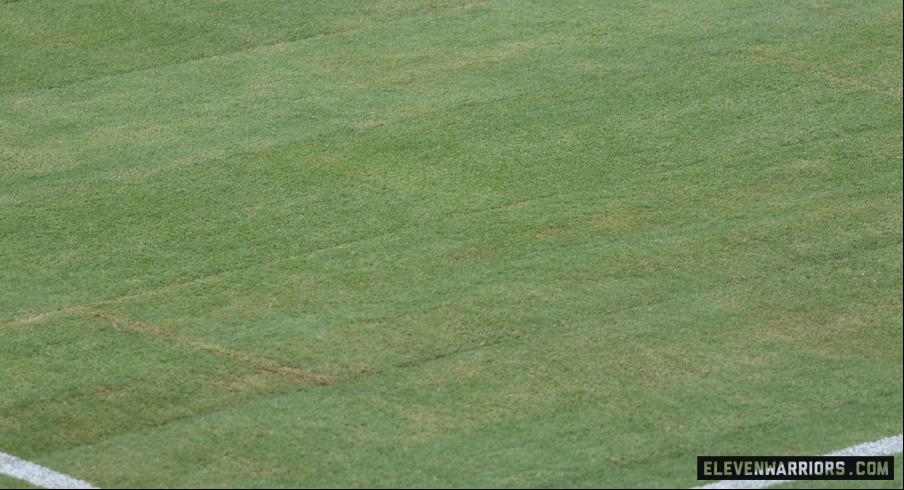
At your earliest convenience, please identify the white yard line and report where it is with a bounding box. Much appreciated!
[0,452,97,489]
[694,433,903,489]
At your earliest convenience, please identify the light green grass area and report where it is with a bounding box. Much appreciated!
[1,0,901,488]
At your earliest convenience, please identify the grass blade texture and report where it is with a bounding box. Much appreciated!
[1,0,901,487]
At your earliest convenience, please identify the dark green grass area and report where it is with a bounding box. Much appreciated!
[0,474,39,490]
[0,313,302,458]
[0,475,39,490]
[1,0,901,487]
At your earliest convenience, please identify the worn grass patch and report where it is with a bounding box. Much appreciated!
[0,313,306,458]
[1,0,901,487]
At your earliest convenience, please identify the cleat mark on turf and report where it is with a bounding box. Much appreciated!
[74,308,334,386]
[6,310,61,326]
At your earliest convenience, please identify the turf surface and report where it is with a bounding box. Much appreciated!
[1,0,901,487]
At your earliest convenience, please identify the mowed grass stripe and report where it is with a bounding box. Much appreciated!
[53,183,898,377]
[0,312,319,458]
[739,9,902,98]
[6,203,897,383]
[1,0,901,487]
[32,295,899,488]
[6,214,896,481]
[2,46,896,322]
[1,2,573,320]
[0,0,495,97]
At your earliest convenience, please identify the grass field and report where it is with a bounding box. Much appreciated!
[1,0,902,487]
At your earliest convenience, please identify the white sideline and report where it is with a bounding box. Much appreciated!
[1,435,900,489]
[0,451,97,489]
[694,433,903,489]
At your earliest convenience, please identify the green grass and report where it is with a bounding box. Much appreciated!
[1,0,901,487]
[0,474,38,490]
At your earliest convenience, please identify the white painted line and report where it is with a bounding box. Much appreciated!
[825,434,903,457]
[0,451,98,489]
[694,433,903,489]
